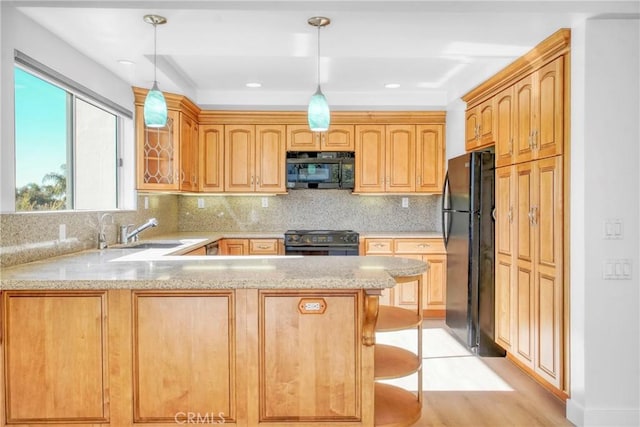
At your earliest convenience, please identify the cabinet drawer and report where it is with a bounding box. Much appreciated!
[394,238,445,254]
[249,239,279,255]
[364,239,393,255]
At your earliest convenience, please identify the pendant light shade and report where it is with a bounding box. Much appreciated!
[307,17,331,132]
[143,14,168,128]
[144,82,167,127]
[308,85,330,131]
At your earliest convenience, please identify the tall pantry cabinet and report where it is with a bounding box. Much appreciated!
[462,29,570,396]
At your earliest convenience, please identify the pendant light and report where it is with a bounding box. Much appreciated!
[307,16,331,132]
[143,14,168,128]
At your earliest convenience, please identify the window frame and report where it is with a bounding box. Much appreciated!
[13,51,132,212]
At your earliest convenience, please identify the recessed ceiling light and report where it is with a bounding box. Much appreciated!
[246,82,262,88]
[117,59,135,65]
[384,83,400,89]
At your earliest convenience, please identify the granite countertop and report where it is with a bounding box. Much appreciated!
[0,244,427,292]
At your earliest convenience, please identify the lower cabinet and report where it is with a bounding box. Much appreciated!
[0,289,379,427]
[218,238,283,255]
[363,237,446,317]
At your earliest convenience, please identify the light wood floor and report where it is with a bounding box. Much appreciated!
[376,319,574,427]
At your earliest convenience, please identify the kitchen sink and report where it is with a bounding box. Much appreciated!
[118,241,184,249]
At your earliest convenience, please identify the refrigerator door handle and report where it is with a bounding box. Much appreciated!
[441,171,451,246]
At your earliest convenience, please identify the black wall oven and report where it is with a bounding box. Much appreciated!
[284,230,359,256]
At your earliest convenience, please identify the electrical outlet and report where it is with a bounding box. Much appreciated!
[261,197,269,208]
[603,259,632,280]
[59,224,66,241]
[197,198,205,209]
[401,197,409,208]
[144,196,149,210]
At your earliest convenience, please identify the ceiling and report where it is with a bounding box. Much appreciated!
[14,1,640,110]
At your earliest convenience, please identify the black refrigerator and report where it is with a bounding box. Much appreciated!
[442,151,505,357]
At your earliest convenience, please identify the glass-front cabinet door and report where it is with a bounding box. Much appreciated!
[136,107,180,191]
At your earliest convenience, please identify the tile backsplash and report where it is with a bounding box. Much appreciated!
[179,190,442,233]
[1,191,442,268]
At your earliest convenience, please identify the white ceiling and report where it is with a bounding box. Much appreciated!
[15,0,640,109]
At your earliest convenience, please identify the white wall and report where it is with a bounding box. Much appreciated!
[567,18,640,426]
[445,98,466,160]
[0,5,135,212]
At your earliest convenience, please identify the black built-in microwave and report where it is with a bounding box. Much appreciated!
[286,152,354,189]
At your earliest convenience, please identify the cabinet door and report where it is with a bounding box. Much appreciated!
[255,125,286,193]
[423,253,446,312]
[137,107,180,190]
[180,113,199,192]
[3,291,108,423]
[514,74,535,164]
[535,58,564,160]
[323,125,355,151]
[199,124,224,192]
[132,292,234,422]
[225,125,255,192]
[220,238,249,255]
[259,291,361,422]
[478,98,495,146]
[514,162,535,367]
[465,107,480,151]
[495,165,516,350]
[392,254,422,310]
[386,125,415,192]
[495,86,515,168]
[355,125,386,192]
[533,156,563,388]
[286,125,320,151]
[416,124,445,193]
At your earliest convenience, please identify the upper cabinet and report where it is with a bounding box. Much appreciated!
[355,119,445,194]
[133,88,201,192]
[225,124,287,193]
[465,97,494,152]
[199,125,224,193]
[286,124,354,151]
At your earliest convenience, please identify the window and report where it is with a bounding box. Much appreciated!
[14,65,122,211]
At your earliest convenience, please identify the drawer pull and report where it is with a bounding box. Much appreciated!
[417,243,431,248]
[257,244,271,249]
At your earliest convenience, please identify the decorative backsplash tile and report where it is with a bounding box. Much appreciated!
[1,191,442,268]
[178,190,442,233]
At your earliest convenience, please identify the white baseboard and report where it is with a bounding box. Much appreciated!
[567,399,640,426]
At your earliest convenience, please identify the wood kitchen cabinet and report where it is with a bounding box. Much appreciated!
[2,291,109,424]
[363,237,446,317]
[495,156,563,388]
[286,124,355,151]
[199,124,224,192]
[465,97,494,151]
[218,238,283,255]
[514,57,564,164]
[225,125,286,193]
[133,88,201,192]
[416,124,446,193]
[355,124,415,193]
[494,86,516,168]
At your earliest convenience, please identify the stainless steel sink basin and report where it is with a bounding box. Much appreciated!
[118,241,183,249]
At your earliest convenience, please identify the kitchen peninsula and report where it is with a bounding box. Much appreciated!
[0,245,427,427]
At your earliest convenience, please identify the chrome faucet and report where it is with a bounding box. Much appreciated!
[121,218,158,244]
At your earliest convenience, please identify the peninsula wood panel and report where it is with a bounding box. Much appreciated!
[199,124,224,192]
[3,291,108,424]
[132,291,235,423]
[259,291,361,422]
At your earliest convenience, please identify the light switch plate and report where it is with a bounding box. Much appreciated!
[59,224,66,241]
[603,259,632,280]
[401,197,409,208]
[144,196,149,210]
[197,198,205,209]
[603,218,623,239]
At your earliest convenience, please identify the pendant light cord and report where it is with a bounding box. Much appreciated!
[316,25,321,88]
[153,22,158,84]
